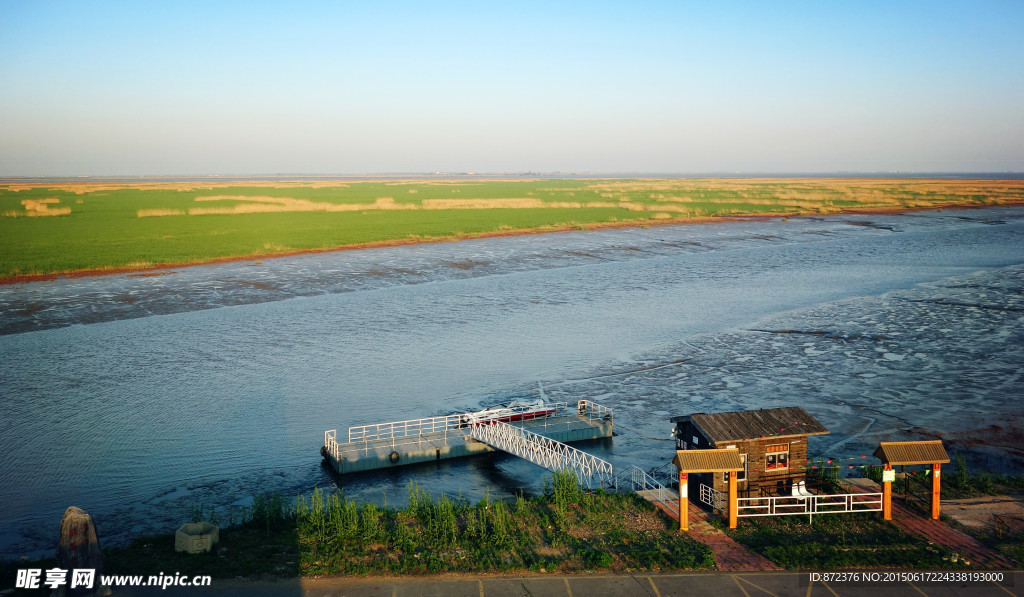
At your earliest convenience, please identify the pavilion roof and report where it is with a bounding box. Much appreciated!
[674,406,830,444]
[873,441,950,465]
[673,448,744,472]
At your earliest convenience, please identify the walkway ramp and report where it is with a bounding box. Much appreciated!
[468,420,614,489]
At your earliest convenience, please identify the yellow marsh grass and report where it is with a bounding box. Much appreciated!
[164,196,621,217]
[13,178,1020,220]
[420,198,580,210]
[6,178,1024,204]
[2,198,72,217]
[1,181,352,194]
[181,196,416,216]
[134,191,944,220]
[585,179,1024,211]
[137,208,186,217]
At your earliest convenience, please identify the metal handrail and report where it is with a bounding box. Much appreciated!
[577,399,613,424]
[629,465,678,516]
[346,402,577,443]
[468,420,614,489]
[324,429,340,461]
[699,483,726,510]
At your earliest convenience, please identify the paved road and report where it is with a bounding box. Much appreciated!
[108,571,1023,597]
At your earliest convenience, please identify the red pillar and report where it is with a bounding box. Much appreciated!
[931,463,941,520]
[882,463,892,521]
[728,470,738,529]
[679,471,689,531]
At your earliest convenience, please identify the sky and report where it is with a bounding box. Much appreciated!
[1,1,1022,176]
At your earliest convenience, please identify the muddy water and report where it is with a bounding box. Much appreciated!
[2,207,1023,556]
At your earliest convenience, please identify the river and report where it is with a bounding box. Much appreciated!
[2,207,1022,556]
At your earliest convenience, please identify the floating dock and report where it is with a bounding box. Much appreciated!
[322,400,614,482]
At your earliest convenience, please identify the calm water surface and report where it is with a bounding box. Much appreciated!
[2,208,1023,556]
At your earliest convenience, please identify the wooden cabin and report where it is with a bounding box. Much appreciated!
[670,406,830,497]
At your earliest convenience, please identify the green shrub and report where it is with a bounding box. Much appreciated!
[953,453,969,490]
[359,503,383,544]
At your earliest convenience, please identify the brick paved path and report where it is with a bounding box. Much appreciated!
[644,484,1016,572]
[846,479,1016,568]
[889,499,1016,568]
[647,498,781,571]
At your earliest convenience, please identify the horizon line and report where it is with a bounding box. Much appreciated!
[2,170,1023,181]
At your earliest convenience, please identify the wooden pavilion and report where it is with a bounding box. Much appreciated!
[873,440,950,520]
[672,448,744,529]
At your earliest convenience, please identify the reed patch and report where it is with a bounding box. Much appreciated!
[2,198,71,217]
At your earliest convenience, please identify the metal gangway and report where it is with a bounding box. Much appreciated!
[468,420,614,489]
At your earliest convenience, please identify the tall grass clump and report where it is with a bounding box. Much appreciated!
[953,453,970,490]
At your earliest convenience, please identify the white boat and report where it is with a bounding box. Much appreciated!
[460,399,556,426]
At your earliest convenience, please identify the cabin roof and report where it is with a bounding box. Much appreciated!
[673,448,744,472]
[873,440,950,465]
[673,406,830,444]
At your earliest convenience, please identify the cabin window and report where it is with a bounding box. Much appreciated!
[723,454,748,483]
[765,444,789,472]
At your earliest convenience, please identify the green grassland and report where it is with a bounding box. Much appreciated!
[87,473,715,581]
[722,512,972,569]
[2,178,1022,279]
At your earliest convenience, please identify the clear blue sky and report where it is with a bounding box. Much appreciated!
[2,1,1022,175]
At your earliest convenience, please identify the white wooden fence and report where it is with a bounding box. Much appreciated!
[736,491,883,518]
[698,482,883,522]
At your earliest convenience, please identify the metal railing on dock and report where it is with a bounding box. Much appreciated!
[324,399,614,474]
[347,413,465,444]
[324,429,340,462]
[343,400,611,450]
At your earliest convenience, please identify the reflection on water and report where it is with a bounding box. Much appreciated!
[1,207,1023,556]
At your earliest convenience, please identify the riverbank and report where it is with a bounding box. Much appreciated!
[6,471,1021,595]
[3,177,1023,283]
[0,215,725,285]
